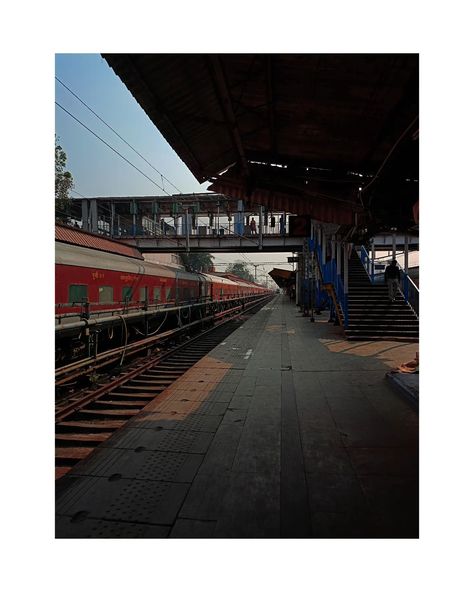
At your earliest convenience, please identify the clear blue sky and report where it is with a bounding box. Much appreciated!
[55,53,210,197]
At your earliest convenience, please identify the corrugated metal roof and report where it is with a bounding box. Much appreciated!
[269,268,295,288]
[55,225,144,260]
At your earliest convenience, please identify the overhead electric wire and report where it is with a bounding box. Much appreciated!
[55,101,172,196]
[71,188,86,198]
[55,76,183,195]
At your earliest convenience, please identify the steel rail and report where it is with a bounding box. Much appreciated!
[55,294,273,421]
[55,295,267,385]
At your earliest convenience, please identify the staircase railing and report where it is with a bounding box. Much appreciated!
[400,270,419,317]
[359,245,373,280]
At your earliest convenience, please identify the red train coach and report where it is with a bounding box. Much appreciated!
[55,225,270,318]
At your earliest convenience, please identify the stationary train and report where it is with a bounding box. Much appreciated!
[55,225,271,318]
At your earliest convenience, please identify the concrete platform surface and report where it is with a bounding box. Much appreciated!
[56,295,419,538]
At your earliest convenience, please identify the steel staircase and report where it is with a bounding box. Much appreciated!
[344,251,419,341]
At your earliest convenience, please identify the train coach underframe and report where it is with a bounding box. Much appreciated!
[55,293,267,366]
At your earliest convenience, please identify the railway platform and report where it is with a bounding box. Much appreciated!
[55,295,418,538]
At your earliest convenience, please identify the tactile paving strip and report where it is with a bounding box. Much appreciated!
[148,398,229,416]
[69,447,204,482]
[56,476,189,525]
[130,412,222,432]
[103,427,214,453]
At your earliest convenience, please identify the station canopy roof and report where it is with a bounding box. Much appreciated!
[103,54,418,232]
[269,268,296,288]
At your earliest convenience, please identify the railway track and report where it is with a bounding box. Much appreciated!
[55,295,273,480]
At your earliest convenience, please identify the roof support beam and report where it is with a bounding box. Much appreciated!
[207,56,250,177]
[266,55,277,156]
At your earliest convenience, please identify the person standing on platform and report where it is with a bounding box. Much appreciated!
[384,259,401,302]
[250,217,257,235]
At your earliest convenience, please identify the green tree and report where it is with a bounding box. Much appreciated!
[225,261,253,282]
[180,252,215,272]
[55,135,74,222]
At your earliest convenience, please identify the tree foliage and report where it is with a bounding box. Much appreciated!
[225,261,253,282]
[55,135,74,222]
[180,252,215,272]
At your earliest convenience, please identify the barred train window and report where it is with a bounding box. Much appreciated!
[68,284,88,303]
[98,286,113,303]
[139,287,148,302]
[153,287,161,301]
[122,286,133,302]
[166,287,172,301]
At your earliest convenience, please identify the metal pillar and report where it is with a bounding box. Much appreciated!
[343,243,349,295]
[371,238,375,281]
[404,235,409,272]
[185,208,190,252]
[331,233,336,282]
[336,239,341,276]
[81,199,89,231]
[404,235,409,301]
[295,265,300,306]
[321,232,326,265]
[392,232,397,260]
[90,199,98,233]
[111,201,115,237]
[235,199,244,236]
[259,206,263,249]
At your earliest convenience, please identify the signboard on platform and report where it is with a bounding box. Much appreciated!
[287,257,298,263]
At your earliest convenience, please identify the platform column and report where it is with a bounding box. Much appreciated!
[336,238,341,277]
[90,199,98,234]
[110,201,115,237]
[185,207,190,252]
[259,206,263,249]
[343,242,349,295]
[392,231,397,260]
[321,231,326,282]
[81,199,89,231]
[404,234,409,300]
[331,233,336,283]
[371,238,375,281]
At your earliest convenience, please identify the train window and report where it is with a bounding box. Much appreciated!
[166,287,172,301]
[68,284,88,303]
[139,287,148,302]
[153,287,161,302]
[122,286,133,302]
[98,286,114,304]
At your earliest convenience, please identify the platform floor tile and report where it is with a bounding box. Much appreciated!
[56,515,170,538]
[56,475,189,527]
[102,426,214,453]
[170,519,217,538]
[68,447,204,483]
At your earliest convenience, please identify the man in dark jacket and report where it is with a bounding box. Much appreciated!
[385,259,401,302]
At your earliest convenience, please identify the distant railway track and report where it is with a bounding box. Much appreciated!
[55,294,274,480]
